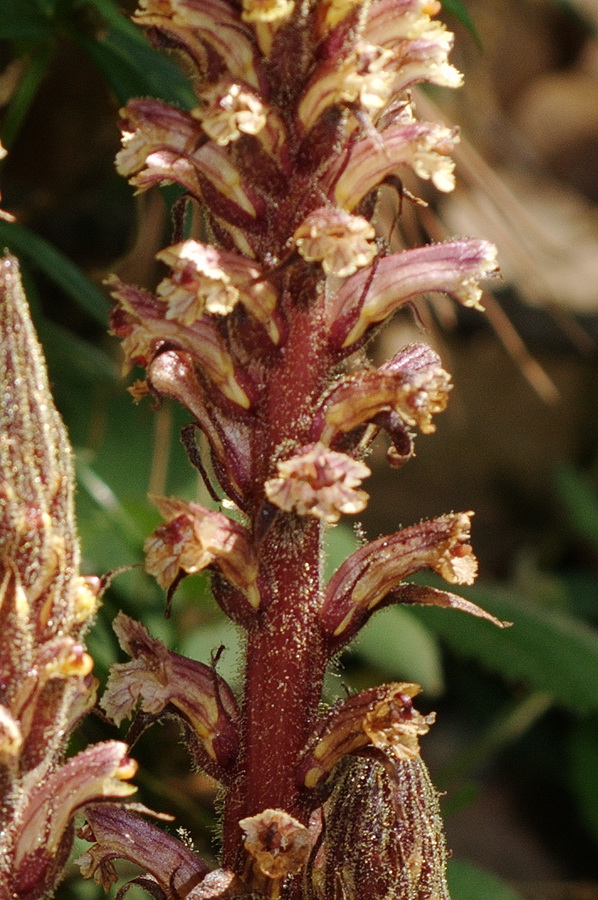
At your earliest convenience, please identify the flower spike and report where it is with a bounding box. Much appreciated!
[0,255,135,899]
[85,0,506,894]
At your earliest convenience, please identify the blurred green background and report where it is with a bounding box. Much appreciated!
[2,1,598,898]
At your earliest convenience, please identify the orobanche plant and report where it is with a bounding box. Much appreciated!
[0,0,505,898]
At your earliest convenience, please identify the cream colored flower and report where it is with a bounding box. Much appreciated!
[115,102,199,181]
[156,240,239,324]
[339,43,396,114]
[241,0,294,22]
[193,82,267,146]
[363,682,436,759]
[432,513,478,585]
[265,443,371,523]
[410,124,457,192]
[453,276,486,311]
[118,319,156,373]
[392,365,452,434]
[294,209,377,277]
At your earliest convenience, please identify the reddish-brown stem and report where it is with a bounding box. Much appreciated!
[222,298,332,874]
[222,520,327,865]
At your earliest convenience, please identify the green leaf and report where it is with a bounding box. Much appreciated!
[447,859,525,900]
[350,607,444,697]
[324,523,359,581]
[0,45,53,148]
[0,0,53,40]
[76,457,148,552]
[37,318,118,384]
[0,221,109,324]
[569,715,598,845]
[411,582,598,712]
[179,618,243,689]
[441,0,481,46]
[73,0,195,107]
[554,463,598,549]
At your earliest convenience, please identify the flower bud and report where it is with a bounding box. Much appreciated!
[312,753,449,900]
[0,256,131,899]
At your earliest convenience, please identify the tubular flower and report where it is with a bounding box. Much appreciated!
[329,239,499,348]
[321,512,479,640]
[78,804,212,897]
[116,99,203,194]
[102,613,240,772]
[329,121,459,212]
[298,683,434,789]
[264,443,371,523]
[313,342,451,448]
[0,255,136,899]
[87,0,504,896]
[298,43,395,132]
[155,239,280,339]
[144,495,260,607]
[156,240,240,321]
[107,276,253,407]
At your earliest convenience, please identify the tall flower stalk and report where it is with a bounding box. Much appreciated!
[5,1,502,897]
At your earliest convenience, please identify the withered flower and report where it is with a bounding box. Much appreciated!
[239,809,311,880]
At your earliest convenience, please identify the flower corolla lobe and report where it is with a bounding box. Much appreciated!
[264,443,371,523]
